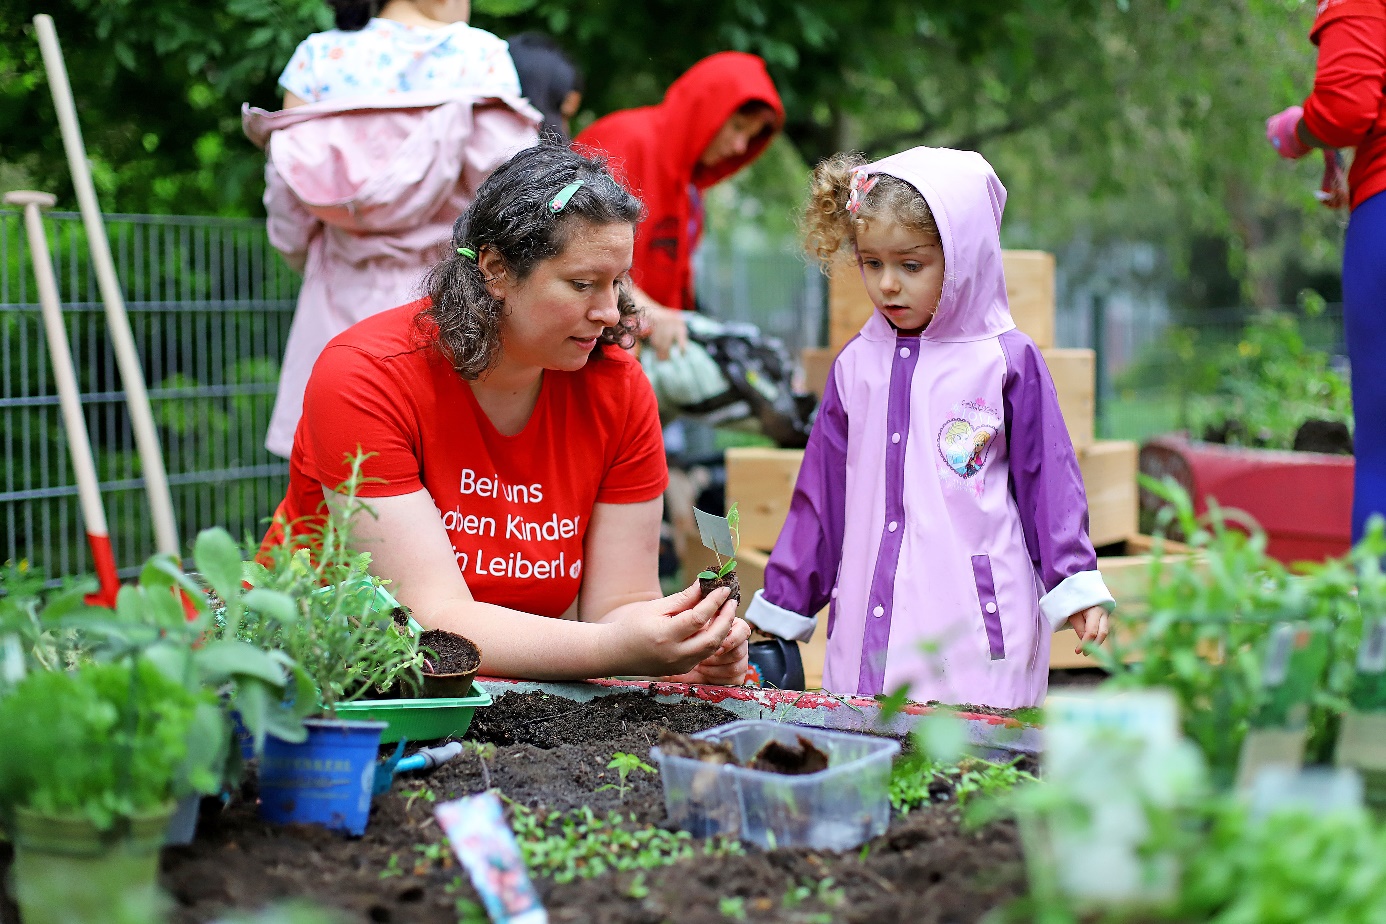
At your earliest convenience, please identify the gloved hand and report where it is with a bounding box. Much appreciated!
[1317,148,1349,209]
[1266,105,1310,159]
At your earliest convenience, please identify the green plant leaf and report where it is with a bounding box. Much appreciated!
[717,558,737,578]
[196,639,289,686]
[194,528,245,607]
[243,588,299,624]
[698,570,717,581]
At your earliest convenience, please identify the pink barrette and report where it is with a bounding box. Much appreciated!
[846,169,879,215]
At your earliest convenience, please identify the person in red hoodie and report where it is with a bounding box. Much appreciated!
[576,52,785,359]
[1265,0,1386,542]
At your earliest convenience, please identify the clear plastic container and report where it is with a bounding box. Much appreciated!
[651,720,900,851]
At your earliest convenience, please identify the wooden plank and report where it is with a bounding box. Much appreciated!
[1003,250,1055,348]
[1041,348,1095,449]
[1079,440,1139,547]
[737,548,829,689]
[725,447,804,551]
[800,346,833,399]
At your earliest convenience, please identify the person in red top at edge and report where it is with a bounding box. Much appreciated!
[1265,0,1386,541]
[575,52,784,359]
[263,141,750,684]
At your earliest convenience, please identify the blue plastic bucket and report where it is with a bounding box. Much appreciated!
[258,718,386,835]
[230,709,256,762]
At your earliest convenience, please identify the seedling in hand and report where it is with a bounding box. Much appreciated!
[597,751,655,798]
[694,503,742,602]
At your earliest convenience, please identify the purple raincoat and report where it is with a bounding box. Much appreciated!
[744,147,1114,708]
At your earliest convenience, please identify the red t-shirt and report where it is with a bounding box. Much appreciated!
[267,300,669,618]
[1303,1,1386,209]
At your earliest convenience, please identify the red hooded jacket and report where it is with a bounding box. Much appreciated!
[576,52,784,310]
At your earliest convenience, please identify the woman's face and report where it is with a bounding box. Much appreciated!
[487,220,634,373]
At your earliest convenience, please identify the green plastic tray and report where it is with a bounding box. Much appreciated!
[334,685,492,743]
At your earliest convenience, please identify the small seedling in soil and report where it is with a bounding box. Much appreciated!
[506,800,743,884]
[401,786,436,811]
[598,751,656,798]
[413,840,452,873]
[718,896,748,921]
[625,872,650,900]
[378,854,403,880]
[465,740,497,791]
[696,502,742,602]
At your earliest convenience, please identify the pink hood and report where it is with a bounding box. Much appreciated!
[855,147,1016,344]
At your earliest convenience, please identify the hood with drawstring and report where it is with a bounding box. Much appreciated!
[575,52,784,310]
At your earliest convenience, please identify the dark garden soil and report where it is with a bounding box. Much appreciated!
[0,691,1026,924]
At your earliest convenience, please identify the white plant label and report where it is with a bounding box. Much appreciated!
[693,508,737,558]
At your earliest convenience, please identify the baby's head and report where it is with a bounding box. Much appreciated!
[804,153,943,331]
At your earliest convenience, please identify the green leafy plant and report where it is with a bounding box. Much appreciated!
[698,502,740,581]
[597,751,656,798]
[1102,477,1384,785]
[0,560,90,678]
[889,751,1035,814]
[507,801,744,884]
[59,527,313,769]
[0,656,217,830]
[1183,310,1353,450]
[718,896,747,921]
[244,451,426,715]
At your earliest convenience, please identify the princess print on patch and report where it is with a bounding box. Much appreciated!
[936,398,1002,496]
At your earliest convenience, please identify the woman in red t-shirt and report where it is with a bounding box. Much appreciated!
[266,141,749,684]
[1266,0,1386,540]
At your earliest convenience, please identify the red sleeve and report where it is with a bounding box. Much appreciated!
[298,344,425,497]
[594,359,670,505]
[1303,12,1386,149]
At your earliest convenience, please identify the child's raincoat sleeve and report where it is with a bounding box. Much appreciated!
[999,331,1116,631]
[263,160,320,274]
[742,363,849,643]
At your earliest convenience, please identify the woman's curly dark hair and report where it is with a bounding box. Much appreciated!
[419,141,643,379]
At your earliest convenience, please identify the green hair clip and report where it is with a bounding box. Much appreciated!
[549,181,583,213]
[457,247,477,260]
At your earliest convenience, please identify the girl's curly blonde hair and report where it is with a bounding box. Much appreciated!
[802,152,940,266]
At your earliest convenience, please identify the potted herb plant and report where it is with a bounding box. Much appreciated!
[0,654,219,924]
[243,453,430,834]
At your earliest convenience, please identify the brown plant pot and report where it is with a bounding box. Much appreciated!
[418,628,482,698]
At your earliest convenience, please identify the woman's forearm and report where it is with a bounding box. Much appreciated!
[415,594,629,680]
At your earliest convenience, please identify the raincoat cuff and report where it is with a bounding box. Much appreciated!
[1039,570,1116,633]
[744,589,817,644]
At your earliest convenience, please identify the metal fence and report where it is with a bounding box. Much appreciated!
[0,209,297,584]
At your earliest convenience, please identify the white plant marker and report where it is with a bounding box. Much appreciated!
[693,508,737,559]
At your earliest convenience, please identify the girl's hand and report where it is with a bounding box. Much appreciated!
[604,584,739,677]
[667,616,751,686]
[1066,605,1110,654]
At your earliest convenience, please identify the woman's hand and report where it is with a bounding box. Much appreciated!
[603,583,741,678]
[640,304,691,360]
[667,612,752,686]
[1066,605,1110,655]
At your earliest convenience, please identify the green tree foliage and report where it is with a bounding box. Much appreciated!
[0,0,1340,303]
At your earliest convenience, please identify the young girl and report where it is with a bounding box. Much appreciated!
[743,146,1114,708]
